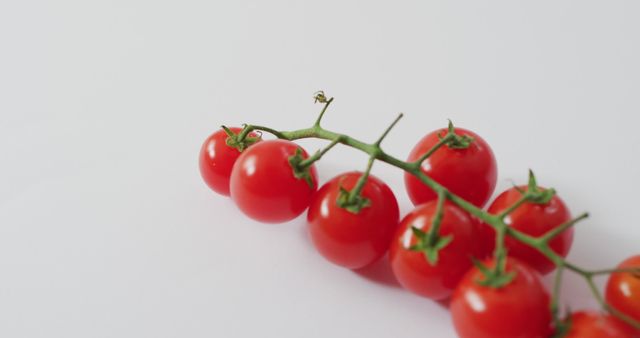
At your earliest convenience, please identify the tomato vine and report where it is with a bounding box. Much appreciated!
[223,91,640,332]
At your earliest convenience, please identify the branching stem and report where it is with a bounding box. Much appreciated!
[232,96,639,331]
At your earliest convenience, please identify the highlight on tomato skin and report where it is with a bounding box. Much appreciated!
[478,186,574,275]
[199,127,260,196]
[307,172,400,269]
[404,127,498,208]
[230,139,318,224]
[561,311,636,338]
[605,255,640,333]
[389,201,480,300]
[450,258,552,338]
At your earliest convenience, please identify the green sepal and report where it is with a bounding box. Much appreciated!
[409,226,428,243]
[529,188,556,204]
[288,148,315,188]
[471,258,517,288]
[438,120,475,149]
[526,170,556,204]
[550,310,573,338]
[336,186,371,214]
[407,226,453,266]
[423,235,453,265]
[223,125,261,152]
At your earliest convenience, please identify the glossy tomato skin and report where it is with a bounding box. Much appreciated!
[606,255,640,332]
[562,311,636,338]
[481,186,573,275]
[230,139,318,223]
[450,258,552,338]
[404,127,497,208]
[199,127,259,196]
[307,172,399,269]
[389,201,478,300]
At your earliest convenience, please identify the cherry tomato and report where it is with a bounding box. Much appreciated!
[450,258,552,338]
[480,186,573,275]
[199,127,260,196]
[404,127,497,208]
[562,311,635,338]
[606,255,640,332]
[230,139,318,223]
[389,201,479,300]
[307,172,400,269]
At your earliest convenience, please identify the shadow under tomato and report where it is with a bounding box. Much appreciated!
[435,297,450,309]
[352,255,402,289]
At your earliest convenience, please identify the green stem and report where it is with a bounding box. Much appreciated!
[297,136,343,168]
[374,113,404,146]
[348,155,376,203]
[498,194,529,219]
[221,125,236,137]
[426,191,448,244]
[585,276,640,330]
[493,225,508,275]
[550,265,564,327]
[540,213,589,243]
[587,267,640,276]
[238,124,288,140]
[314,97,334,127]
[347,113,403,205]
[412,134,455,167]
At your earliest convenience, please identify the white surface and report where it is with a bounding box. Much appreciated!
[1,1,639,337]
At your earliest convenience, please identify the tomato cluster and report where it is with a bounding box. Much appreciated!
[200,124,640,338]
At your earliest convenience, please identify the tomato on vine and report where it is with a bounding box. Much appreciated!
[204,91,640,337]
[480,186,573,275]
[560,311,635,338]
[389,201,480,300]
[606,255,640,331]
[450,258,551,338]
[230,139,318,223]
[404,127,497,208]
[307,172,400,269]
[199,127,260,196]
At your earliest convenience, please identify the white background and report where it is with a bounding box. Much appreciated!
[1,1,639,337]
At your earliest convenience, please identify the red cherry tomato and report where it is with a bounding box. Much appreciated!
[230,139,318,223]
[389,201,479,300]
[480,186,573,275]
[199,127,259,196]
[450,258,552,338]
[404,127,497,208]
[606,255,640,331]
[562,311,635,338]
[307,172,400,269]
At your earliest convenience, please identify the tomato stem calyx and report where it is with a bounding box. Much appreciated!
[337,157,376,214]
[222,125,261,152]
[551,313,573,338]
[411,121,475,169]
[472,258,517,288]
[443,120,475,149]
[407,191,452,265]
[409,226,453,266]
[337,186,371,214]
[288,148,316,188]
[526,170,557,204]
